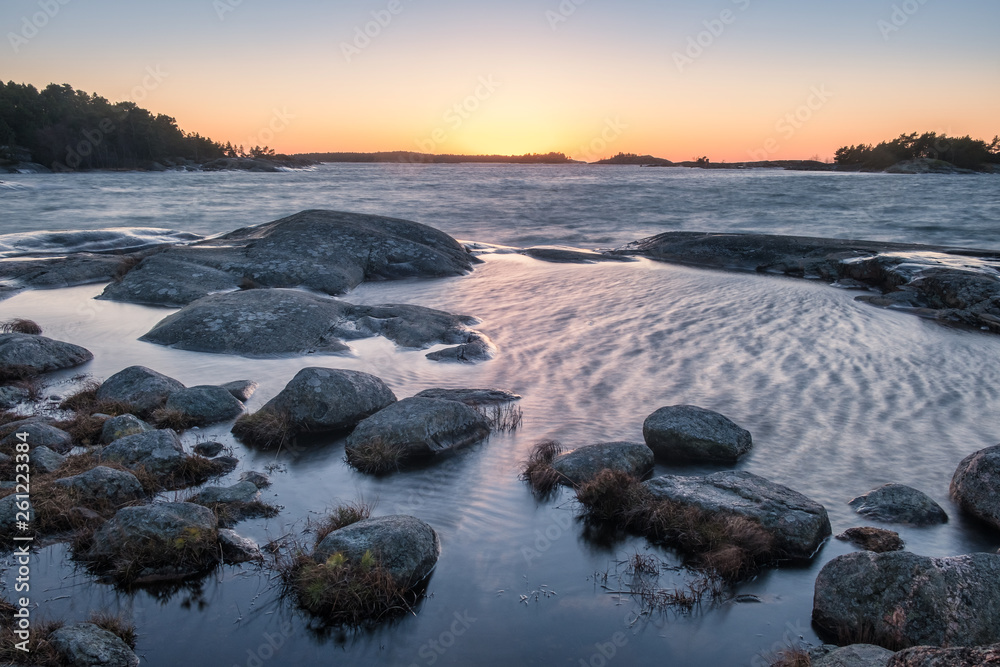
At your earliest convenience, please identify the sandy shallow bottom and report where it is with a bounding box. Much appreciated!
[2,254,999,666]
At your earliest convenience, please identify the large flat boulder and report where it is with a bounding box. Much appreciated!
[0,332,92,373]
[345,397,490,463]
[314,515,440,587]
[99,210,476,306]
[814,551,1000,649]
[48,623,139,667]
[849,484,948,526]
[55,466,145,503]
[140,289,489,360]
[951,445,1000,530]
[551,442,654,486]
[101,429,185,476]
[643,405,752,463]
[96,366,185,414]
[644,471,831,559]
[164,386,245,424]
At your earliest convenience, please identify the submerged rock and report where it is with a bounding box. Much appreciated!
[0,332,93,373]
[550,442,654,486]
[55,466,144,503]
[248,367,397,436]
[314,515,441,587]
[522,246,637,264]
[345,397,491,463]
[141,289,490,360]
[951,445,1000,530]
[100,414,154,444]
[164,385,245,424]
[0,422,73,453]
[644,471,831,559]
[642,405,752,463]
[96,366,185,414]
[848,484,948,526]
[48,623,139,667]
[101,429,185,476]
[413,388,521,406]
[889,643,1000,666]
[836,527,905,553]
[424,334,497,363]
[100,209,476,306]
[193,441,225,457]
[813,551,1000,649]
[239,471,271,488]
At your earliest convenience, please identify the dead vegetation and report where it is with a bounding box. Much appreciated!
[518,440,565,495]
[344,436,410,475]
[58,380,133,417]
[0,318,42,335]
[594,550,724,614]
[764,648,812,667]
[473,402,523,432]
[201,500,281,528]
[231,408,292,450]
[311,500,375,544]
[112,255,143,282]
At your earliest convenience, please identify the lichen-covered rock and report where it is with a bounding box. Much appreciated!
[813,551,1000,649]
[249,367,396,435]
[836,527,905,553]
[550,442,654,486]
[643,405,752,463]
[48,622,139,667]
[101,429,185,476]
[54,466,144,503]
[849,484,948,526]
[951,445,1000,530]
[96,366,185,414]
[345,397,490,462]
[314,515,440,587]
[0,333,93,373]
[164,385,245,424]
[100,414,154,444]
[0,422,73,453]
[888,643,1000,666]
[811,644,895,667]
[644,471,831,559]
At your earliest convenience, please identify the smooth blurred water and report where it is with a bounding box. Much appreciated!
[1,166,999,667]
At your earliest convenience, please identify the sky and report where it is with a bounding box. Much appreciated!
[1,0,998,162]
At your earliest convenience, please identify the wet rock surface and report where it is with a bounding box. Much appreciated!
[643,405,752,463]
[550,441,654,486]
[836,526,905,553]
[849,484,948,526]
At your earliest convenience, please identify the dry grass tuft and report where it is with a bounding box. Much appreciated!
[203,500,281,528]
[473,402,523,432]
[53,413,108,447]
[0,318,42,335]
[87,611,137,648]
[149,408,200,431]
[0,364,39,383]
[312,500,375,544]
[58,381,133,417]
[165,455,234,490]
[764,648,812,667]
[519,440,565,495]
[345,437,410,475]
[0,618,64,666]
[232,409,292,450]
[75,522,221,585]
[112,256,143,282]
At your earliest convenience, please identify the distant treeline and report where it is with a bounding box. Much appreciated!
[297,151,572,164]
[835,132,1000,171]
[0,82,236,170]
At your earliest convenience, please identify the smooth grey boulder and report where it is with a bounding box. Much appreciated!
[86,502,220,579]
[251,367,397,435]
[190,481,260,505]
[164,385,244,424]
[218,528,262,564]
[101,429,185,476]
[550,442,654,486]
[0,386,29,408]
[813,551,1000,649]
[888,643,1000,666]
[314,515,441,587]
[55,466,144,503]
[96,366,185,414]
[100,209,476,306]
[811,644,895,667]
[413,388,521,406]
[29,445,65,474]
[0,422,73,453]
[48,622,139,667]
[951,445,1000,530]
[345,397,491,461]
[221,380,258,402]
[644,471,831,559]
[100,414,154,444]
[643,405,752,463]
[193,441,225,457]
[0,333,93,373]
[849,484,948,526]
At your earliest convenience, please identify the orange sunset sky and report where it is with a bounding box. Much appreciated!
[2,0,997,162]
